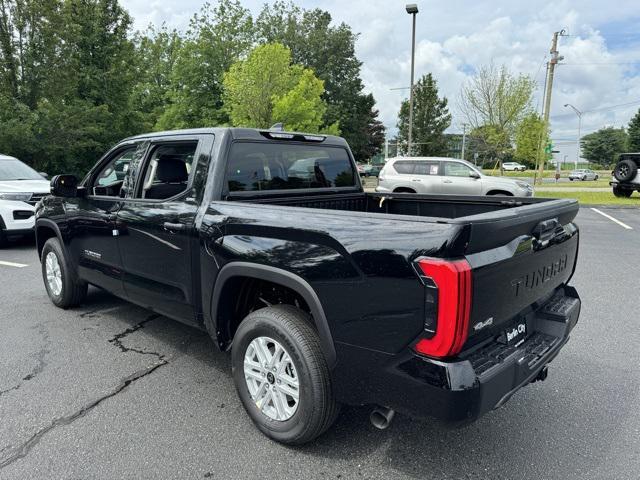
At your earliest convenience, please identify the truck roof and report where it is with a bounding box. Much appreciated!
[123,127,349,148]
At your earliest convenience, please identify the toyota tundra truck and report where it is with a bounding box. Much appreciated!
[35,127,581,444]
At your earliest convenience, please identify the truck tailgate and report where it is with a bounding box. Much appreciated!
[462,200,579,348]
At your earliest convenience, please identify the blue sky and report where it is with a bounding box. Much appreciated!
[121,0,640,161]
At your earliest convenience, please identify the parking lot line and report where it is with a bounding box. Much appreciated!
[590,208,633,230]
[0,260,28,268]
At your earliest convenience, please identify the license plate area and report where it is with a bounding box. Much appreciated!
[498,321,527,347]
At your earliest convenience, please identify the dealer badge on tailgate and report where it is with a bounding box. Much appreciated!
[499,322,527,347]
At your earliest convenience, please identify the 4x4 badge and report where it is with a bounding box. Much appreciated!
[473,317,494,331]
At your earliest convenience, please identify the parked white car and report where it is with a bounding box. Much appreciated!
[502,162,527,172]
[376,157,534,197]
[568,169,598,181]
[0,154,50,246]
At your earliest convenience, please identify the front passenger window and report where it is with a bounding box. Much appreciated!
[444,162,473,177]
[92,148,136,197]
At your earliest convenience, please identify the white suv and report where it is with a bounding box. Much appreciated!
[0,155,50,246]
[376,157,533,197]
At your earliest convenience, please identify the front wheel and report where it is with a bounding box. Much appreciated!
[41,237,87,308]
[231,305,339,445]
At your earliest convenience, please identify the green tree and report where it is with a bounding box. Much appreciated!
[223,43,338,134]
[459,64,535,134]
[468,124,512,166]
[515,112,549,168]
[396,73,451,156]
[131,24,183,131]
[156,0,254,129]
[581,127,628,167]
[628,108,640,152]
[0,0,139,175]
[256,2,382,159]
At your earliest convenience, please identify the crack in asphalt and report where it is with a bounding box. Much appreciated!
[0,314,167,470]
[0,323,50,399]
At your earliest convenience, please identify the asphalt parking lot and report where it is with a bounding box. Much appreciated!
[1,207,639,479]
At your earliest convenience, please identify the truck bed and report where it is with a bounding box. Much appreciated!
[235,191,579,254]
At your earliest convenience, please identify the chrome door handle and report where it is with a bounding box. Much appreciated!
[411,178,421,182]
[443,179,453,183]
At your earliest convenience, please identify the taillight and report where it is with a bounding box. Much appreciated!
[413,258,472,358]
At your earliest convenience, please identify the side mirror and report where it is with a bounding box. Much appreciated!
[469,171,481,179]
[51,174,79,197]
[39,172,49,179]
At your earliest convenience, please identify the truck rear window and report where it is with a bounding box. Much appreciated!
[226,142,356,192]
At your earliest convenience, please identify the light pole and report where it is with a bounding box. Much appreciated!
[406,4,418,156]
[461,123,467,160]
[564,103,582,169]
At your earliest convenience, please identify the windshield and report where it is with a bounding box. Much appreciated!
[0,158,44,181]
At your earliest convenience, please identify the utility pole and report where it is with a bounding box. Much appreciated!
[406,4,418,156]
[461,123,467,160]
[537,30,566,182]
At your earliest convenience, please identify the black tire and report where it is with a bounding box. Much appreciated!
[614,159,638,182]
[0,229,7,248]
[613,186,633,198]
[487,191,513,196]
[41,237,87,308]
[569,178,574,181]
[231,305,339,445]
[594,175,599,181]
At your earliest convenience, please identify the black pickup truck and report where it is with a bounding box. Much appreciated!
[35,128,581,444]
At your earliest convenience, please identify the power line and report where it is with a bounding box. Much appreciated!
[560,62,640,66]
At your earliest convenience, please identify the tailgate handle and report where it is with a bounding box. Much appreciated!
[532,218,565,249]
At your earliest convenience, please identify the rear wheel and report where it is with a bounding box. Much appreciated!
[0,229,7,248]
[41,237,87,308]
[231,305,339,445]
[613,186,633,198]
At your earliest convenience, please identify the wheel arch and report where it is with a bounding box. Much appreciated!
[35,219,64,259]
[486,190,514,196]
[208,262,337,368]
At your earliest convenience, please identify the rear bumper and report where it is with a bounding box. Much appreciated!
[333,286,580,424]
[610,181,639,190]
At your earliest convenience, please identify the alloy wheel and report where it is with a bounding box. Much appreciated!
[244,336,300,421]
[45,251,62,296]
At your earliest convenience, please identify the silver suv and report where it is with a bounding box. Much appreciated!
[376,157,533,197]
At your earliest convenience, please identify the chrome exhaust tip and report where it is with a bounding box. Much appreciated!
[370,406,395,430]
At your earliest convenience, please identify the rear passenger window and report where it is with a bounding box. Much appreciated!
[226,142,356,192]
[393,161,415,174]
[414,162,440,175]
[136,142,198,200]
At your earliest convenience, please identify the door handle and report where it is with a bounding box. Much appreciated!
[163,222,186,232]
[411,178,421,182]
[443,179,453,183]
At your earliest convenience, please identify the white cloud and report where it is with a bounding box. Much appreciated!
[120,0,640,160]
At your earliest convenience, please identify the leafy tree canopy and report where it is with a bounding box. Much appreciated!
[396,73,451,156]
[581,127,628,167]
